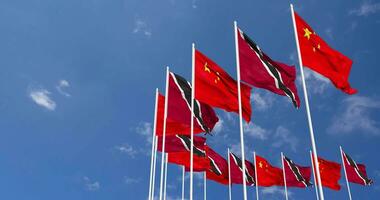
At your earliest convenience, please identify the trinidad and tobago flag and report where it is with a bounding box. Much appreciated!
[342,149,373,186]
[157,135,206,153]
[236,26,301,108]
[283,156,312,188]
[155,72,219,136]
[205,146,229,185]
[229,152,256,186]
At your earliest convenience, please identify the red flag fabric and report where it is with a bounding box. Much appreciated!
[157,135,206,153]
[314,157,341,190]
[168,151,209,172]
[237,27,301,108]
[294,12,357,94]
[195,49,252,122]
[342,150,373,186]
[205,146,229,185]
[155,72,219,136]
[229,153,255,186]
[283,156,312,188]
[255,155,284,187]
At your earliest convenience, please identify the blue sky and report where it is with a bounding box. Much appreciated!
[0,0,379,199]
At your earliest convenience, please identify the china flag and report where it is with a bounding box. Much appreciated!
[314,157,341,190]
[294,12,357,94]
[195,49,252,122]
[255,155,284,187]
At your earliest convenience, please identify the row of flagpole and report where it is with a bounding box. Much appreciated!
[145,4,359,200]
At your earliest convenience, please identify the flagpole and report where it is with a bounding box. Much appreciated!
[281,152,289,200]
[182,166,185,200]
[148,89,159,200]
[190,43,195,200]
[228,148,232,200]
[254,151,259,200]
[152,135,158,200]
[340,146,353,200]
[310,151,320,200]
[159,67,170,200]
[204,172,207,200]
[163,153,168,200]
[290,4,325,200]
[234,20,248,200]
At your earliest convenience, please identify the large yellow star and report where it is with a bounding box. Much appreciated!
[304,28,312,40]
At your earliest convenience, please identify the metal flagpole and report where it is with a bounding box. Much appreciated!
[281,152,289,200]
[234,20,248,200]
[340,146,353,200]
[159,67,170,200]
[190,43,195,200]
[228,148,232,200]
[254,152,259,200]
[163,153,168,200]
[182,166,185,200]
[148,89,159,200]
[290,4,325,200]
[152,135,158,200]
[310,151,320,200]
[204,172,207,200]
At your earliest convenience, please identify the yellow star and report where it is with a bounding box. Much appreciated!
[313,44,321,52]
[304,28,312,40]
[204,63,211,73]
[259,161,263,168]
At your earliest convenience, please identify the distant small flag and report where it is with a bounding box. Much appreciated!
[313,156,341,190]
[157,135,206,153]
[283,156,312,188]
[294,12,357,94]
[236,27,301,108]
[168,148,209,172]
[229,152,256,186]
[195,49,252,122]
[205,146,229,185]
[342,150,373,186]
[255,155,284,187]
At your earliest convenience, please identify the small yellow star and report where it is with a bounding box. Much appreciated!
[204,63,211,73]
[304,28,312,40]
[259,161,263,168]
[313,44,321,52]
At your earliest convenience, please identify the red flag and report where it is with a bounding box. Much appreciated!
[314,157,341,190]
[195,49,252,122]
[255,155,284,187]
[294,12,357,94]
[237,27,301,108]
[157,135,206,153]
[205,146,229,185]
[283,156,312,188]
[342,150,373,186]
[168,151,209,172]
[155,72,219,136]
[229,153,255,186]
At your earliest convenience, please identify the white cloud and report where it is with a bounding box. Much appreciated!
[56,79,71,97]
[272,126,298,152]
[124,177,141,184]
[83,176,100,191]
[191,0,198,8]
[133,19,152,37]
[114,144,138,158]
[244,122,269,140]
[328,96,380,135]
[261,187,293,198]
[325,28,334,40]
[301,68,330,94]
[136,122,153,143]
[29,88,56,111]
[212,119,224,134]
[350,1,380,16]
[252,91,275,111]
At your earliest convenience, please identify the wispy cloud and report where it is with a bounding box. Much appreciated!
[191,0,198,9]
[328,96,380,135]
[83,176,100,191]
[261,187,293,198]
[272,126,299,152]
[252,91,275,111]
[300,68,330,94]
[349,1,380,16]
[114,143,138,158]
[29,88,56,111]
[212,119,224,134]
[324,28,334,40]
[133,19,152,37]
[56,79,71,97]
[124,177,141,184]
[244,122,270,140]
[136,122,153,143]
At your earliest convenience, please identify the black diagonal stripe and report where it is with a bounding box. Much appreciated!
[240,30,298,108]
[230,153,255,185]
[208,156,222,175]
[343,152,373,185]
[176,135,206,157]
[284,156,312,187]
[171,73,211,133]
